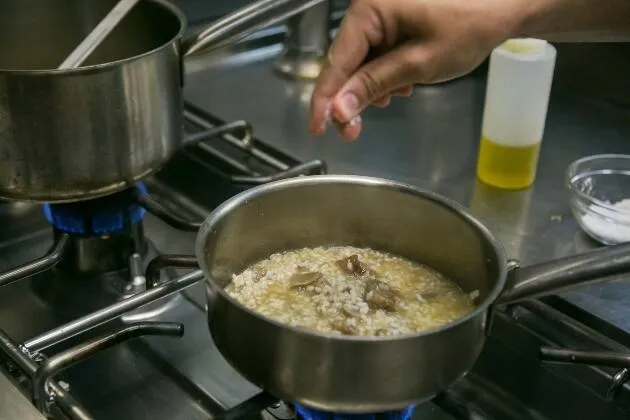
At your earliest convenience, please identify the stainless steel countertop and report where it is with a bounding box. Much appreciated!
[0,371,46,420]
[184,44,630,332]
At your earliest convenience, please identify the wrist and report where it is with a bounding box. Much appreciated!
[509,0,630,42]
[507,0,551,38]
[474,0,548,48]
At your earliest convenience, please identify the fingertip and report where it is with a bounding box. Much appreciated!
[372,95,392,108]
[308,115,326,136]
[336,115,362,142]
[308,124,324,136]
[308,100,333,136]
[394,85,414,97]
[307,120,322,136]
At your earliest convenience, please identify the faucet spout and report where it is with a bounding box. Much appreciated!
[274,0,331,80]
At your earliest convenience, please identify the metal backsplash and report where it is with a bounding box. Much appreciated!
[172,0,348,25]
[173,1,630,107]
[553,43,630,106]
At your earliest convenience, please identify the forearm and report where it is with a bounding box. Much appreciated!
[516,0,630,42]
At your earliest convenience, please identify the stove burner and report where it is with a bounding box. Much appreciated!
[293,405,415,420]
[43,184,147,235]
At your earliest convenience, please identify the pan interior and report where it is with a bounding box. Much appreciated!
[200,176,506,327]
[0,0,182,71]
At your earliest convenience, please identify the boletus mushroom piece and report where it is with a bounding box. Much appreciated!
[337,254,399,312]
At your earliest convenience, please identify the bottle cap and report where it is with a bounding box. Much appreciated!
[498,38,549,59]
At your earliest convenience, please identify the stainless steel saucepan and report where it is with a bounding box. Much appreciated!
[147,175,630,413]
[0,0,326,203]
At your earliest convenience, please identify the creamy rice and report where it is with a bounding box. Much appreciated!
[225,246,477,337]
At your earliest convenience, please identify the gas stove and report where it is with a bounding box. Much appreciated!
[1,103,629,420]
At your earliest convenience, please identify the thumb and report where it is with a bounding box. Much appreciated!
[332,43,426,123]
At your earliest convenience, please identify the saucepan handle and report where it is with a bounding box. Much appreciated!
[496,242,630,305]
[181,0,328,57]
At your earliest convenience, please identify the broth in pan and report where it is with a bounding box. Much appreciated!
[225,246,478,337]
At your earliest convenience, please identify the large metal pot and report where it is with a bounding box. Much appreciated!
[147,175,630,413]
[0,0,325,203]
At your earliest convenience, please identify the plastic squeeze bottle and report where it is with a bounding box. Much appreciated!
[476,38,557,190]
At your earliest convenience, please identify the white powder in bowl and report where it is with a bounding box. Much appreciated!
[580,198,630,244]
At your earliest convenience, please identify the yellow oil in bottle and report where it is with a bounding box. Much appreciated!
[476,136,541,189]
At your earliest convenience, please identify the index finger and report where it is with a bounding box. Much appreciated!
[308,4,375,135]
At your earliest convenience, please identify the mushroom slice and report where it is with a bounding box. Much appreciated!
[416,291,439,302]
[336,254,369,276]
[364,278,398,312]
[330,319,357,335]
[288,271,323,289]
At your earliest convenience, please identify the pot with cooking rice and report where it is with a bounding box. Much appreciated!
[146,174,630,413]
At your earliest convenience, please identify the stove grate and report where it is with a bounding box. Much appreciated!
[0,104,327,420]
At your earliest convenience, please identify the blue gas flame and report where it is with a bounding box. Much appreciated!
[42,183,147,235]
[293,405,415,420]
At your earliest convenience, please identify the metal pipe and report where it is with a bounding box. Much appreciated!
[138,194,202,232]
[145,255,199,288]
[0,327,94,419]
[49,382,95,420]
[129,253,145,286]
[221,392,277,420]
[23,270,203,352]
[33,322,184,411]
[185,120,254,150]
[539,347,630,369]
[231,160,328,184]
[0,234,69,287]
[274,0,331,79]
[184,104,288,171]
[183,0,329,56]
[0,327,36,376]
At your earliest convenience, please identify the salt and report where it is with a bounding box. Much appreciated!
[580,198,630,244]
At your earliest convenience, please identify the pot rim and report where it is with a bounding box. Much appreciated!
[0,0,186,75]
[196,174,509,343]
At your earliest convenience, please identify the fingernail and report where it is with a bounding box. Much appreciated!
[348,115,361,127]
[324,104,332,124]
[319,103,332,133]
[337,92,359,122]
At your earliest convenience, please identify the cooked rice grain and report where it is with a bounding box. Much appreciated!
[225,246,476,337]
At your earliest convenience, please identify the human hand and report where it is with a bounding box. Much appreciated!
[308,0,529,141]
